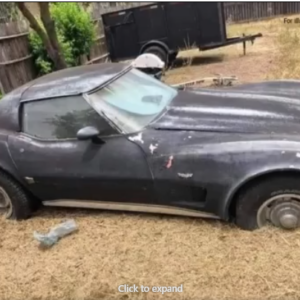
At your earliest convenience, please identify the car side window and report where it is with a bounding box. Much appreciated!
[22,96,117,139]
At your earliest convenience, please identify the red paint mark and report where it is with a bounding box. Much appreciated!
[166,156,174,169]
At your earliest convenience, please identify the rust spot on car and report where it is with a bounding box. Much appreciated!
[166,156,174,169]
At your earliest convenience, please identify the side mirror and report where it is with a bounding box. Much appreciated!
[77,126,100,141]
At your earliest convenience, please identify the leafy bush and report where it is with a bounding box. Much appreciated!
[0,3,19,23]
[51,2,96,64]
[29,29,74,76]
[29,3,95,76]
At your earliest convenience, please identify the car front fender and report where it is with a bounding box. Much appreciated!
[0,136,27,186]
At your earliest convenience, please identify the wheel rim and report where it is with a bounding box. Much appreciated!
[257,194,300,229]
[0,187,12,219]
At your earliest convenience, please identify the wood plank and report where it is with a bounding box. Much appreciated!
[94,34,105,42]
[0,31,29,41]
[86,53,110,65]
[0,54,32,66]
[0,20,34,94]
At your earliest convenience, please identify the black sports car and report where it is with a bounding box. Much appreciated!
[1,62,300,231]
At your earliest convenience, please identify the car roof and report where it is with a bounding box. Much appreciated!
[0,62,129,132]
[22,62,129,101]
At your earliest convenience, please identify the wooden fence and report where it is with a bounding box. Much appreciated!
[0,21,35,94]
[224,2,300,23]
[0,20,109,95]
[79,20,109,65]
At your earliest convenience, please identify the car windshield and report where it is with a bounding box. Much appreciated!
[84,68,178,134]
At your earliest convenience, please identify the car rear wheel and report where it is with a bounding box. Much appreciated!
[235,175,300,231]
[0,171,32,220]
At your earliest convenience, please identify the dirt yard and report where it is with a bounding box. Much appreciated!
[2,16,300,300]
[165,20,279,86]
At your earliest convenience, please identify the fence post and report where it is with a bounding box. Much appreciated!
[0,65,8,94]
[0,77,4,96]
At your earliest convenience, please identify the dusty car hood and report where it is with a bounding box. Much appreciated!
[150,80,300,134]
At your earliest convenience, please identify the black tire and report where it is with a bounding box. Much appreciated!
[29,194,42,212]
[235,174,300,231]
[0,171,32,220]
[143,45,168,65]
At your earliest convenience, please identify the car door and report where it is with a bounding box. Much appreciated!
[8,95,155,206]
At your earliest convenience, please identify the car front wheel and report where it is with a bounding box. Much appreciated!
[0,171,32,220]
[235,175,300,231]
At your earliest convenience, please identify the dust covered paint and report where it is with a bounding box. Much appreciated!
[151,81,300,134]
[1,63,300,226]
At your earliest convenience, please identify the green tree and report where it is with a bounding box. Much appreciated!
[0,3,18,22]
[17,3,67,71]
[51,3,95,65]
[23,2,96,75]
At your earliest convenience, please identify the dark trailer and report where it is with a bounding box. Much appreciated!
[102,2,262,64]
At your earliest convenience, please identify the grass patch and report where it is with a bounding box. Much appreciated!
[226,17,282,37]
[227,14,300,80]
[269,16,300,79]
[170,15,300,85]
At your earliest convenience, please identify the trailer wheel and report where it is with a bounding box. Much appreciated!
[143,45,168,65]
